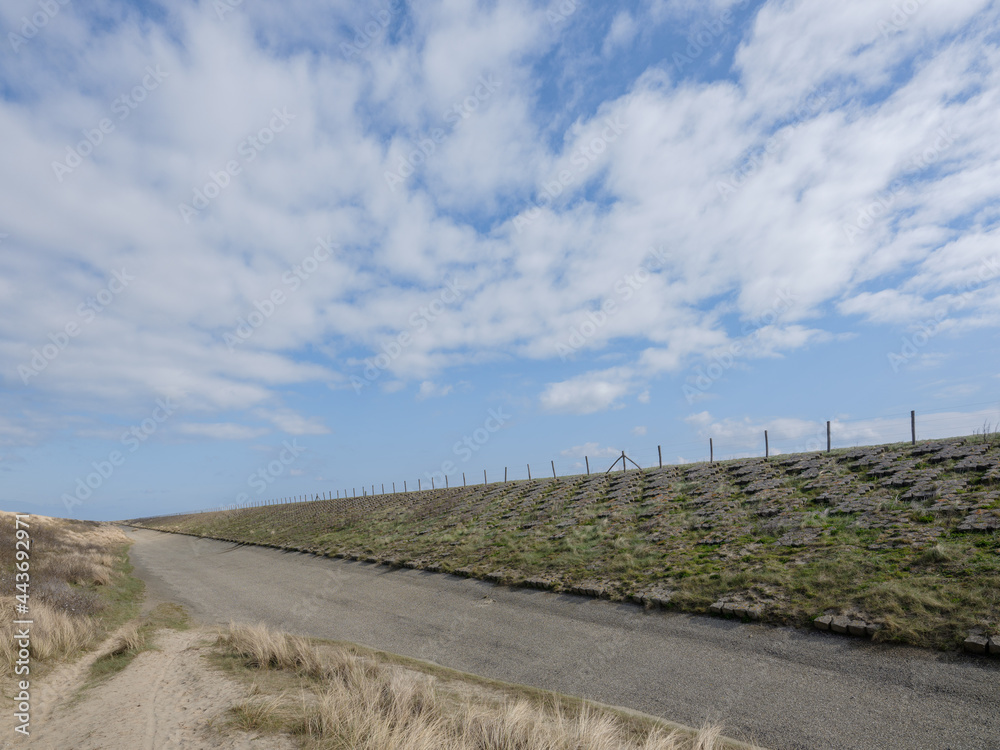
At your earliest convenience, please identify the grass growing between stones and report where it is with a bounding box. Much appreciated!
[211,622,759,750]
[129,435,1000,650]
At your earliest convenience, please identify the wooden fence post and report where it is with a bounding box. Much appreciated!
[710,438,713,463]
[765,430,769,458]
[827,421,831,453]
[585,456,589,475]
[527,464,532,481]
[658,445,662,468]
[551,460,556,478]
[911,410,916,445]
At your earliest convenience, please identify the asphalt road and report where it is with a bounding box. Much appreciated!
[124,527,999,750]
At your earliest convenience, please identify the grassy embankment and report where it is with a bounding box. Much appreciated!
[0,512,144,681]
[131,435,1000,650]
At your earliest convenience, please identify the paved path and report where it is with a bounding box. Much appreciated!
[124,527,999,750]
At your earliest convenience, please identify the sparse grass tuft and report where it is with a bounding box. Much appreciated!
[87,603,190,684]
[214,622,757,750]
[217,622,324,678]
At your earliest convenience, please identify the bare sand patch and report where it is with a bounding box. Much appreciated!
[20,627,294,750]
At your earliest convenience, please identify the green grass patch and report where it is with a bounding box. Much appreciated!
[127,435,1000,651]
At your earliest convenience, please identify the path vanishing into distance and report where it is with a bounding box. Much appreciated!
[124,527,999,750]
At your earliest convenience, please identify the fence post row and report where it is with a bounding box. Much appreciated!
[233,411,938,510]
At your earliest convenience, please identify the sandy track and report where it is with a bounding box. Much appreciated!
[19,628,293,750]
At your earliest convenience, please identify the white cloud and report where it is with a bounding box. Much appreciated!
[254,409,330,435]
[632,425,648,436]
[1,0,998,438]
[416,380,453,400]
[684,406,1000,455]
[602,12,638,57]
[540,368,633,414]
[176,423,269,440]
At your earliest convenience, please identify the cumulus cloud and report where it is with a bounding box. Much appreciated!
[1,0,998,445]
[255,409,330,435]
[602,12,638,57]
[540,368,633,414]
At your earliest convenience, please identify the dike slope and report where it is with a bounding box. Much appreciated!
[128,435,1000,650]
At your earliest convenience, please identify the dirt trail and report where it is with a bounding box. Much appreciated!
[11,628,293,750]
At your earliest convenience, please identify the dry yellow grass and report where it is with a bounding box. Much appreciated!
[0,512,131,674]
[218,621,325,677]
[218,623,753,750]
[105,621,145,657]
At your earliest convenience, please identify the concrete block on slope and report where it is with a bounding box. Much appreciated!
[963,635,988,654]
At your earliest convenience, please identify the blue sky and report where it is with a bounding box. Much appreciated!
[2,0,999,522]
